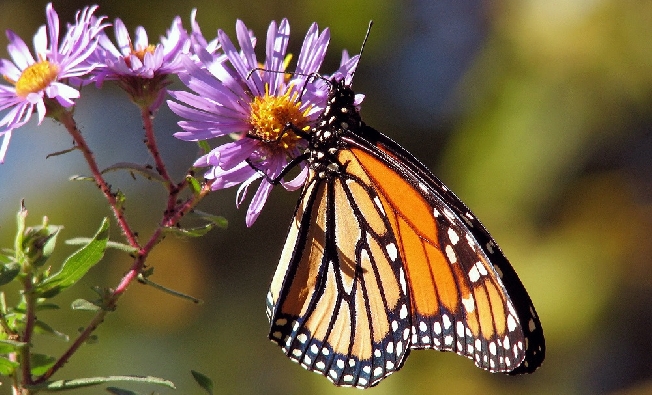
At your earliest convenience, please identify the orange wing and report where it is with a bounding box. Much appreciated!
[347,144,529,372]
[267,168,412,388]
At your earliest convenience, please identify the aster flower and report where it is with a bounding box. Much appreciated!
[169,19,359,226]
[91,15,190,109]
[189,9,220,56]
[0,3,105,163]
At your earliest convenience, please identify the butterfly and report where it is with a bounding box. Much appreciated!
[263,60,545,389]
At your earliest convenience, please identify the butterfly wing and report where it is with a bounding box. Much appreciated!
[344,124,545,374]
[266,77,544,388]
[267,168,412,388]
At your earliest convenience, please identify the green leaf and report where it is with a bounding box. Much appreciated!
[71,298,100,311]
[187,174,202,195]
[13,301,60,314]
[0,251,14,264]
[137,274,203,304]
[191,370,214,395]
[34,218,109,298]
[46,146,78,158]
[197,140,211,154]
[33,320,69,341]
[0,263,20,286]
[69,175,96,182]
[163,223,216,237]
[0,356,18,376]
[30,353,56,376]
[66,238,138,254]
[193,210,228,229]
[163,210,228,238]
[0,339,27,353]
[102,162,167,183]
[32,375,176,391]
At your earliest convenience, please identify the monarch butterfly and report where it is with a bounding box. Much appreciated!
[264,49,545,390]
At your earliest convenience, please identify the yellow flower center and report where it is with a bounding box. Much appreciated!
[12,60,59,98]
[248,87,310,152]
[123,44,156,69]
[132,44,156,62]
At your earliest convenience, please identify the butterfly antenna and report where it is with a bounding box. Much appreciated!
[349,20,373,84]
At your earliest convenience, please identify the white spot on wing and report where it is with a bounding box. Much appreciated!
[400,304,408,319]
[462,295,475,313]
[448,228,460,245]
[374,195,385,215]
[399,268,407,294]
[507,315,518,332]
[433,322,442,335]
[445,245,457,264]
[489,342,497,355]
[456,322,465,337]
[386,243,398,262]
[442,314,452,329]
[468,265,480,283]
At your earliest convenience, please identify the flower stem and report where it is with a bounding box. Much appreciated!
[20,274,36,387]
[58,110,140,250]
[141,106,174,188]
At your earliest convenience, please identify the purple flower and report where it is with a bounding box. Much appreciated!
[91,14,190,109]
[169,19,358,226]
[189,9,219,56]
[0,3,105,163]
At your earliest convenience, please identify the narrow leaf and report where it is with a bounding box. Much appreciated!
[33,320,69,341]
[33,375,176,391]
[46,146,78,158]
[35,218,109,298]
[193,210,228,229]
[71,298,101,311]
[69,175,96,182]
[163,223,216,237]
[191,370,214,395]
[137,274,203,304]
[102,162,166,183]
[66,238,138,254]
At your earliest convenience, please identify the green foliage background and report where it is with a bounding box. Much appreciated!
[1,0,651,393]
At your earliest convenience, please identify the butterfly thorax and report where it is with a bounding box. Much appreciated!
[307,79,363,179]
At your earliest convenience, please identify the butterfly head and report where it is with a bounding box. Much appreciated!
[306,78,364,178]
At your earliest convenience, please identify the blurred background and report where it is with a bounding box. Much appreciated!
[1,0,651,394]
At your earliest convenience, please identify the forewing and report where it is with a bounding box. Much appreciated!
[346,128,544,373]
